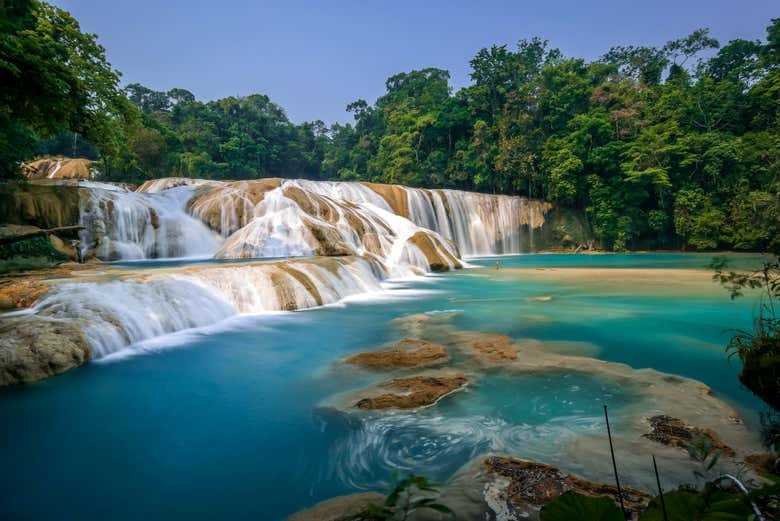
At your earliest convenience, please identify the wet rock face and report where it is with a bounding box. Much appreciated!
[23,157,95,180]
[643,415,735,456]
[484,456,650,518]
[346,338,449,369]
[0,278,49,311]
[408,231,462,272]
[0,318,91,386]
[189,178,283,235]
[354,375,469,410]
[0,184,81,230]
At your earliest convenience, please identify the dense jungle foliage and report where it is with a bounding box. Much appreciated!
[2,0,779,251]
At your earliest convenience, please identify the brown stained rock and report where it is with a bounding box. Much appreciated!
[283,186,339,223]
[643,415,735,456]
[189,178,282,234]
[346,338,449,369]
[0,183,81,230]
[0,278,50,310]
[23,157,94,180]
[354,374,469,410]
[361,232,385,257]
[455,331,517,362]
[744,453,777,474]
[304,219,354,256]
[285,492,386,521]
[0,317,91,386]
[268,270,310,311]
[360,182,410,218]
[278,265,323,306]
[408,231,462,272]
[485,456,650,515]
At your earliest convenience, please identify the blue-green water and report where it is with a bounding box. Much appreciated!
[0,254,766,520]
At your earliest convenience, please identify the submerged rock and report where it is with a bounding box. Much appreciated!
[353,374,470,410]
[0,317,91,386]
[285,492,386,521]
[643,415,735,456]
[452,331,517,362]
[483,456,650,519]
[345,338,449,369]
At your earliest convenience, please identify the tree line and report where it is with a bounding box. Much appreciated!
[2,1,779,251]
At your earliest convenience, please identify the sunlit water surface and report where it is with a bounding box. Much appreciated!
[0,253,766,520]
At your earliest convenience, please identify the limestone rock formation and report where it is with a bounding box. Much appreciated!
[408,231,462,272]
[353,374,470,410]
[285,492,386,521]
[345,338,449,369]
[643,415,735,456]
[188,178,283,235]
[0,183,81,230]
[483,456,650,518]
[452,331,518,362]
[0,276,50,311]
[0,317,91,386]
[23,157,95,180]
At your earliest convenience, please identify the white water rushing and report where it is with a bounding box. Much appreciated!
[32,257,389,357]
[79,183,221,260]
[87,178,549,261]
[289,180,550,256]
[26,177,552,358]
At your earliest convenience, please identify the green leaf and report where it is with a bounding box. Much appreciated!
[639,489,752,521]
[540,492,624,521]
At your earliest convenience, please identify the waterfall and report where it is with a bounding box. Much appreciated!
[79,184,222,260]
[32,257,389,357]
[277,180,550,256]
[18,177,553,360]
[75,177,549,263]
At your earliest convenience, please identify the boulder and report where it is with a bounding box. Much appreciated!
[0,317,91,386]
[285,492,386,521]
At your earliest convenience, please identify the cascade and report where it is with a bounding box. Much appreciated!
[31,257,388,357]
[78,183,222,260]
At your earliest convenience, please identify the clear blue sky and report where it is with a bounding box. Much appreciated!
[53,0,776,124]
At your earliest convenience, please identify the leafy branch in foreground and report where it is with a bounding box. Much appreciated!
[348,473,453,521]
[710,256,780,412]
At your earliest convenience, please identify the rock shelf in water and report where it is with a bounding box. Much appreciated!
[0,256,390,385]
[345,338,449,369]
[483,456,650,518]
[643,415,735,456]
[353,373,470,410]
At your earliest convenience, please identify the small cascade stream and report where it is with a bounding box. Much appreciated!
[30,257,389,358]
[79,183,222,260]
